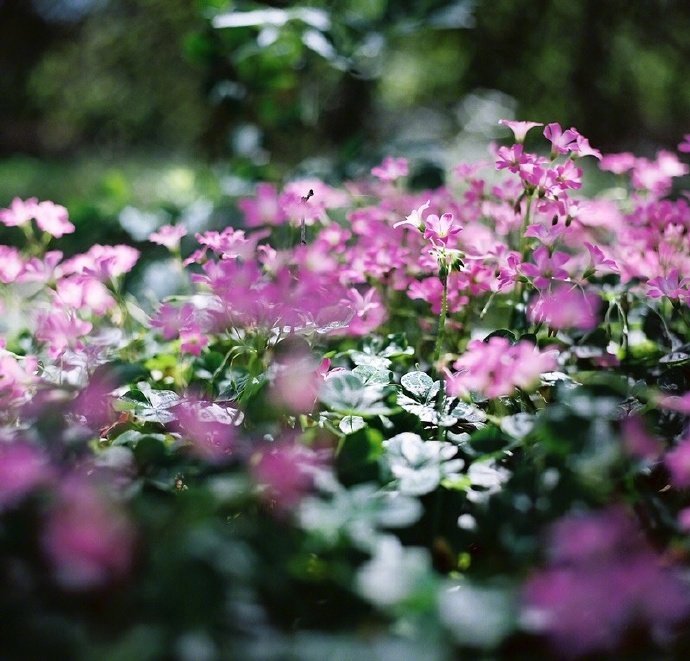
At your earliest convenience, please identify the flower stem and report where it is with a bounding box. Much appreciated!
[433,269,449,367]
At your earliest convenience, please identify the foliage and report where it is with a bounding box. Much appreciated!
[2,124,690,658]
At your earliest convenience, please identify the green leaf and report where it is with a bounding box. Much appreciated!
[401,371,438,401]
[320,372,392,416]
[449,402,487,424]
[470,425,510,453]
[501,413,535,440]
[483,329,516,343]
[352,364,392,386]
[339,415,367,435]
[112,429,169,447]
[349,351,392,369]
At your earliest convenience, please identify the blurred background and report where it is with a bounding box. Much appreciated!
[1,0,689,251]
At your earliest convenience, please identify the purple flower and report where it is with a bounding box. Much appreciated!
[528,285,600,330]
[666,435,690,489]
[543,123,578,155]
[522,508,690,656]
[446,337,556,399]
[149,224,187,251]
[42,477,136,590]
[520,246,571,289]
[0,442,52,509]
[498,119,543,144]
[371,156,409,182]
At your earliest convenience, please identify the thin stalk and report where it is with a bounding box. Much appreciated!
[433,270,449,366]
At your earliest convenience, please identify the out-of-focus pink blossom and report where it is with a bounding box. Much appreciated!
[620,415,662,461]
[657,392,690,414]
[0,353,38,410]
[60,244,140,281]
[666,434,690,489]
[33,201,75,237]
[0,196,38,227]
[238,183,285,227]
[498,119,543,144]
[42,477,136,590]
[528,285,600,330]
[583,242,619,275]
[446,337,556,399]
[270,350,328,413]
[149,224,187,251]
[35,306,92,359]
[522,507,690,656]
[678,507,690,531]
[520,246,570,289]
[19,250,63,284]
[600,152,636,174]
[632,152,689,197]
[0,442,52,509]
[394,200,430,232]
[172,397,239,462]
[343,287,387,336]
[252,443,325,512]
[56,275,116,316]
[646,269,690,301]
[179,327,209,356]
[0,246,24,284]
[371,156,409,182]
[679,134,690,153]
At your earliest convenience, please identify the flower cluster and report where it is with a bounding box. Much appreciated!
[2,122,690,658]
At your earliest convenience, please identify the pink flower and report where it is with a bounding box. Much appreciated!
[172,397,239,462]
[0,197,38,227]
[678,134,690,153]
[620,415,662,461]
[666,435,690,489]
[150,302,198,341]
[423,212,462,246]
[149,224,187,251]
[252,443,324,512]
[658,392,690,414]
[35,306,93,359]
[270,350,327,413]
[42,477,136,590]
[528,285,600,330]
[0,354,38,410]
[498,119,543,143]
[0,246,24,284]
[371,156,409,182]
[0,442,52,509]
[19,250,63,284]
[394,200,430,232]
[446,337,556,399]
[344,286,387,336]
[61,244,140,281]
[179,327,209,356]
[543,123,578,155]
[495,144,529,173]
[522,507,690,656]
[238,183,285,227]
[584,242,619,275]
[599,152,636,174]
[646,269,690,301]
[553,160,582,190]
[520,246,570,289]
[56,275,116,316]
[569,131,602,160]
[33,201,75,237]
